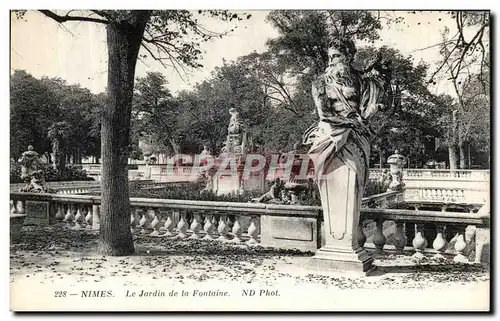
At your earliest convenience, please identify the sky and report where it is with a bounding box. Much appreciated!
[10,10,489,97]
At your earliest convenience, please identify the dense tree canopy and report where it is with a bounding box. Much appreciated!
[10,70,101,161]
[12,10,490,169]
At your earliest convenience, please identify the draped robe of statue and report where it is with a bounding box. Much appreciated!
[303,52,391,273]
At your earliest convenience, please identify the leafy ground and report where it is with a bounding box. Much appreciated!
[10,224,489,290]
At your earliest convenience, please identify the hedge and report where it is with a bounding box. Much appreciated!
[10,161,94,183]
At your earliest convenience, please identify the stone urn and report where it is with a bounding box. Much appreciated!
[10,214,27,243]
[386,150,406,191]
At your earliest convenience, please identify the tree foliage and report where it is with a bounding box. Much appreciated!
[14,9,250,256]
[10,70,101,161]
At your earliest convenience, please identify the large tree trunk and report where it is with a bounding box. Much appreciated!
[378,149,385,169]
[169,138,180,155]
[99,13,150,256]
[448,110,459,170]
[448,145,459,170]
[459,142,467,169]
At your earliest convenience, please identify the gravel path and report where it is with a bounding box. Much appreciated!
[10,224,490,311]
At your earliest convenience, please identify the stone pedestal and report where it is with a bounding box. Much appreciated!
[25,200,53,226]
[475,227,490,265]
[210,155,266,196]
[10,214,27,243]
[212,172,242,196]
[311,165,376,274]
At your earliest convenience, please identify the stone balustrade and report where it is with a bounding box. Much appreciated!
[9,192,321,251]
[403,169,489,181]
[367,168,490,205]
[10,181,101,196]
[10,188,489,264]
[362,190,404,208]
[56,186,100,195]
[358,207,490,263]
[368,168,383,180]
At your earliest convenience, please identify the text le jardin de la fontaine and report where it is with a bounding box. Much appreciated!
[60,288,280,299]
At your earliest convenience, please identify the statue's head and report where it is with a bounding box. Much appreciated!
[327,37,356,67]
[324,37,356,86]
[28,145,34,151]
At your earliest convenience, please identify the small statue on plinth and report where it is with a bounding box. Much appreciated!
[221,108,246,154]
[200,145,211,158]
[17,145,53,193]
[386,150,406,191]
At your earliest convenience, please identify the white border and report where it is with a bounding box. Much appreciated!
[2,1,497,319]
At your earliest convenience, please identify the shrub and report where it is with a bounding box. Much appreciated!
[128,182,263,202]
[10,161,94,183]
[126,178,389,204]
[364,180,390,197]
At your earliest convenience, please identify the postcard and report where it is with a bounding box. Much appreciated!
[9,9,490,312]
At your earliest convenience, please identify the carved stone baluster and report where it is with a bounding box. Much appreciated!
[232,216,243,243]
[372,218,386,256]
[217,214,230,242]
[432,224,448,260]
[130,208,138,233]
[454,227,468,263]
[357,222,366,248]
[17,200,25,215]
[74,205,86,229]
[10,200,17,214]
[64,204,75,226]
[92,204,100,229]
[54,203,64,222]
[203,214,216,240]
[189,212,202,239]
[393,222,407,253]
[227,215,235,230]
[412,223,428,260]
[138,208,151,234]
[176,211,188,239]
[246,216,259,245]
[212,215,219,236]
[85,205,93,229]
[162,211,175,237]
[150,209,163,236]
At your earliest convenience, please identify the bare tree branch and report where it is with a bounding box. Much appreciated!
[39,10,109,24]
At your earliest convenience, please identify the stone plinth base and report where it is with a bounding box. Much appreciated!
[475,227,490,265]
[260,216,319,253]
[309,246,377,275]
[10,214,27,243]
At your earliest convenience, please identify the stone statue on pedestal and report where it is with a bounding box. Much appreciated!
[18,145,53,193]
[302,36,393,274]
[221,108,246,154]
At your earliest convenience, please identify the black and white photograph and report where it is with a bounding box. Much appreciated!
[8,6,491,312]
